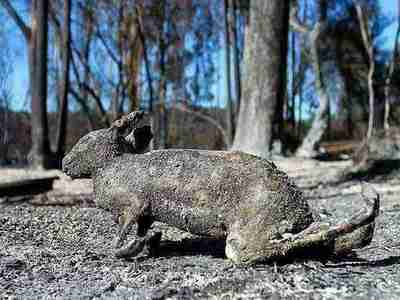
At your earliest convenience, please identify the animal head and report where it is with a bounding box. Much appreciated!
[62,111,153,178]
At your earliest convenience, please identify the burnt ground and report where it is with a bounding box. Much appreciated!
[1,158,400,299]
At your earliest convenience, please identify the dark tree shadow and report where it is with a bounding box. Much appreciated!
[154,237,226,259]
[342,159,400,182]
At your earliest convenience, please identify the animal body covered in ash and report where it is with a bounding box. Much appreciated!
[63,111,379,265]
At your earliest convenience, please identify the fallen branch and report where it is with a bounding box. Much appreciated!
[0,176,58,198]
[30,192,95,207]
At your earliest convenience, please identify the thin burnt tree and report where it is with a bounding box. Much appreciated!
[55,0,71,162]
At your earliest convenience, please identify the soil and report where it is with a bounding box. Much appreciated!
[1,158,400,299]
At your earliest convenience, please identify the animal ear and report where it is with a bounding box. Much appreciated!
[132,125,153,153]
[110,111,151,151]
[111,116,129,142]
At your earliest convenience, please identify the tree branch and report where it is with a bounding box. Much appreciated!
[175,103,230,148]
[69,40,109,127]
[0,0,31,40]
[81,82,109,126]
[289,0,311,34]
[69,86,95,129]
[96,29,120,66]
[48,1,62,39]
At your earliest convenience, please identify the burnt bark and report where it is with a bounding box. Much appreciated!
[232,1,290,158]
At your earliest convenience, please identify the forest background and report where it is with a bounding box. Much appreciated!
[0,0,399,168]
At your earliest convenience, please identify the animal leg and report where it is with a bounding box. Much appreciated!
[226,183,380,264]
[275,183,379,260]
[332,184,379,254]
[113,207,139,249]
[115,209,161,258]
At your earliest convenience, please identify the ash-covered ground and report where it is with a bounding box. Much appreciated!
[1,158,400,299]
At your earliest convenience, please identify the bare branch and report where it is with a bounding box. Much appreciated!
[96,30,120,66]
[69,40,109,127]
[0,0,31,40]
[48,1,62,39]
[289,0,311,34]
[69,86,95,129]
[175,103,230,148]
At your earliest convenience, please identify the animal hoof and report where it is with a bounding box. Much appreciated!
[147,231,162,257]
[115,238,146,258]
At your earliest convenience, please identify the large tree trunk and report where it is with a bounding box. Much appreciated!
[224,0,234,146]
[275,3,290,147]
[232,1,290,158]
[28,0,51,169]
[292,0,329,158]
[55,0,71,162]
[126,40,142,112]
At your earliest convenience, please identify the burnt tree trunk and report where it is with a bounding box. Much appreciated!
[231,0,241,117]
[291,0,329,158]
[232,1,290,158]
[29,0,51,169]
[290,31,296,130]
[224,0,234,146]
[55,0,71,162]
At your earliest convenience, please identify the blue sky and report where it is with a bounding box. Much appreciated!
[381,0,397,47]
[6,0,400,111]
